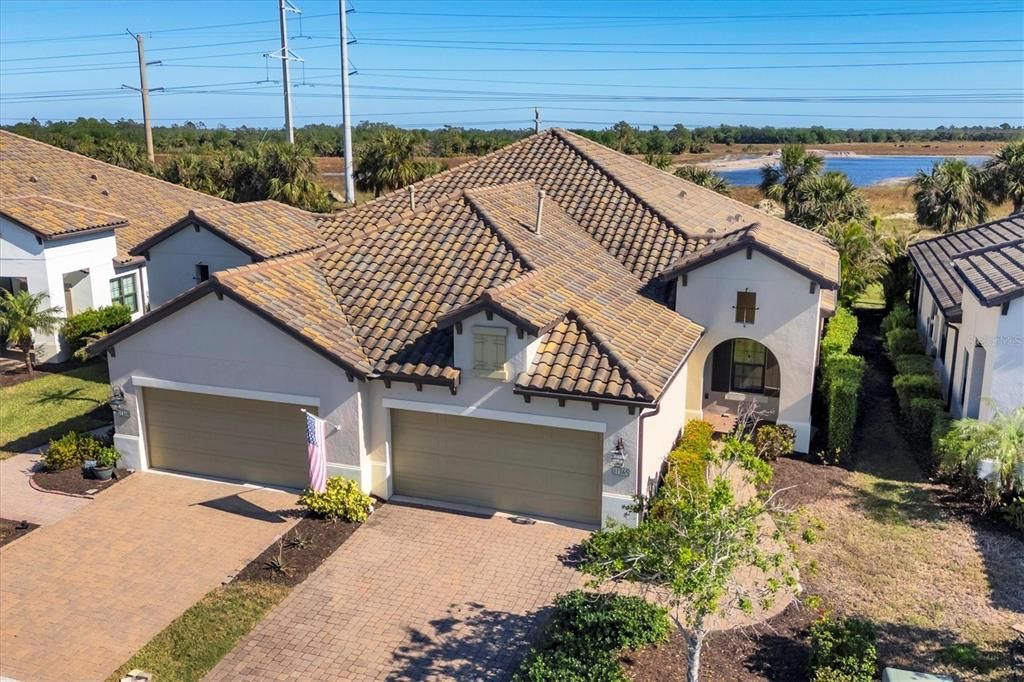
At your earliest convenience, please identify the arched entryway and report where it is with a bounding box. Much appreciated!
[702,338,780,432]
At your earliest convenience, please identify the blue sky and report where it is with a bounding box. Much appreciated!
[1,0,1022,130]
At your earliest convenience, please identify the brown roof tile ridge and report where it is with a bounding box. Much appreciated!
[952,235,1024,259]
[463,183,539,271]
[0,130,233,208]
[553,127,829,245]
[213,245,327,280]
[564,309,658,400]
[0,194,131,229]
[317,130,557,226]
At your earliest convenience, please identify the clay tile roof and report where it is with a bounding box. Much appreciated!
[952,236,1024,306]
[909,214,1024,317]
[0,130,230,262]
[0,194,127,238]
[133,200,322,260]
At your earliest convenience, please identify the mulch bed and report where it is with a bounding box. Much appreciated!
[772,455,851,508]
[233,509,371,588]
[0,518,39,547]
[32,467,132,496]
[622,602,816,682]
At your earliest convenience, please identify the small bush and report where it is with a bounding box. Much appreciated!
[754,424,795,461]
[651,420,713,516]
[822,353,865,393]
[93,445,120,468]
[909,397,945,445]
[808,615,877,682]
[881,303,914,336]
[884,327,923,358]
[827,377,860,456]
[893,353,934,377]
[821,307,858,359]
[931,413,953,467]
[893,373,941,417]
[61,304,132,350]
[298,476,374,522]
[44,431,108,471]
[514,591,669,682]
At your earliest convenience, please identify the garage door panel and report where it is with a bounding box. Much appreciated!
[143,388,312,489]
[391,409,603,525]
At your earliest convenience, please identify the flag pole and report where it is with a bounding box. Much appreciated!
[300,408,340,431]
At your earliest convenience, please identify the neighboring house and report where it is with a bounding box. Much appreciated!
[91,129,838,528]
[0,130,230,361]
[908,214,1024,421]
[133,201,320,307]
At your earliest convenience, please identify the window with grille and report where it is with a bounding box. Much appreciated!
[109,274,138,313]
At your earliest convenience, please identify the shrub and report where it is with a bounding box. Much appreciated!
[931,413,953,466]
[893,373,941,417]
[827,377,860,456]
[93,446,120,468]
[514,591,669,682]
[808,615,877,682]
[822,353,865,393]
[61,304,132,350]
[754,424,795,461]
[43,431,108,471]
[881,302,914,336]
[821,307,858,358]
[893,353,934,377]
[884,327,923,358]
[298,476,374,522]
[937,407,1024,510]
[651,420,713,516]
[909,397,945,445]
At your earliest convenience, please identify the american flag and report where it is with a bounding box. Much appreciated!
[305,412,327,493]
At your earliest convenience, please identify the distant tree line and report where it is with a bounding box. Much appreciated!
[5,117,1021,159]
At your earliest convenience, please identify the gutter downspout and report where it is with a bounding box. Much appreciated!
[636,402,661,514]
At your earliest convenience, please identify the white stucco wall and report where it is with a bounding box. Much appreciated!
[949,291,1024,421]
[639,361,688,499]
[144,224,252,307]
[674,249,824,452]
[104,293,366,482]
[0,218,132,362]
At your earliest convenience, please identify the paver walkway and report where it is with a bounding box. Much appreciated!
[206,503,591,681]
[0,453,90,526]
[0,472,300,682]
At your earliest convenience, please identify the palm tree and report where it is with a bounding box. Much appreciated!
[823,219,892,306]
[0,290,63,375]
[983,140,1024,214]
[759,144,824,218]
[355,131,441,197]
[674,165,732,196]
[911,158,988,233]
[643,152,674,171]
[790,171,869,230]
[93,139,152,174]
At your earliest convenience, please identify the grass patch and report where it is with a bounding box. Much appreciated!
[0,362,111,451]
[853,283,885,310]
[108,581,288,682]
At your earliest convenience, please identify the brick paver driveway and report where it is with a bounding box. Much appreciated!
[0,473,299,682]
[207,503,590,681]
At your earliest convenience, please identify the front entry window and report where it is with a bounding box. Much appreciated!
[732,339,766,391]
[710,339,780,397]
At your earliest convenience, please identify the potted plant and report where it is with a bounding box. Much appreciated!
[92,446,119,481]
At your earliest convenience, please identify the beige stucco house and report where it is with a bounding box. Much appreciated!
[92,129,839,527]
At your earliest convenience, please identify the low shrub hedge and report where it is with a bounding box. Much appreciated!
[880,302,914,336]
[827,376,860,456]
[514,591,669,682]
[822,353,866,393]
[298,476,374,522]
[821,307,858,359]
[656,420,713,503]
[893,353,934,377]
[893,372,942,417]
[909,397,946,445]
[61,304,132,350]
[754,424,795,461]
[884,326,923,358]
[808,615,877,682]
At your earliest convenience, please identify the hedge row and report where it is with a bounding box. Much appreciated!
[61,304,132,350]
[820,307,864,458]
[650,419,713,516]
[882,304,946,448]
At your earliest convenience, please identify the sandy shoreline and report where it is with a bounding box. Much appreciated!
[697,150,981,173]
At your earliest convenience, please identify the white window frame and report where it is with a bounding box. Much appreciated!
[109,273,139,313]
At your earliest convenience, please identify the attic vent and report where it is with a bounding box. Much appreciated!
[706,227,717,234]
[678,190,687,199]
[101,189,110,196]
[28,175,38,182]
[90,173,98,181]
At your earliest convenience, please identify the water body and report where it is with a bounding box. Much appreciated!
[717,155,989,187]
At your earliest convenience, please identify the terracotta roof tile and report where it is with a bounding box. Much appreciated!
[0,194,127,238]
[1,131,229,262]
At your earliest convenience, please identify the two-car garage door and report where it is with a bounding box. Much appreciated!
[142,388,312,489]
[391,409,603,525]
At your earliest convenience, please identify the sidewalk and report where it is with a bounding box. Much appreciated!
[0,452,90,526]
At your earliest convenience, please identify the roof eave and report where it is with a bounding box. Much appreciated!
[130,211,266,261]
[660,238,839,289]
[512,386,656,409]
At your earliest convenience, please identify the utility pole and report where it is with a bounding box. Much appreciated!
[266,0,303,143]
[339,0,356,203]
[123,30,162,163]
[534,107,541,134]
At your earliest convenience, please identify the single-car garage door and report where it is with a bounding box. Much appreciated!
[143,388,313,488]
[391,409,603,525]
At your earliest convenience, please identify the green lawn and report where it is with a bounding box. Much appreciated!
[107,581,289,682]
[0,362,112,451]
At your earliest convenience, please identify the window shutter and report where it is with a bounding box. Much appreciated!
[735,291,756,324]
[711,341,732,392]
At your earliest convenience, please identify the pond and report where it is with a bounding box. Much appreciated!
[716,155,989,187]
